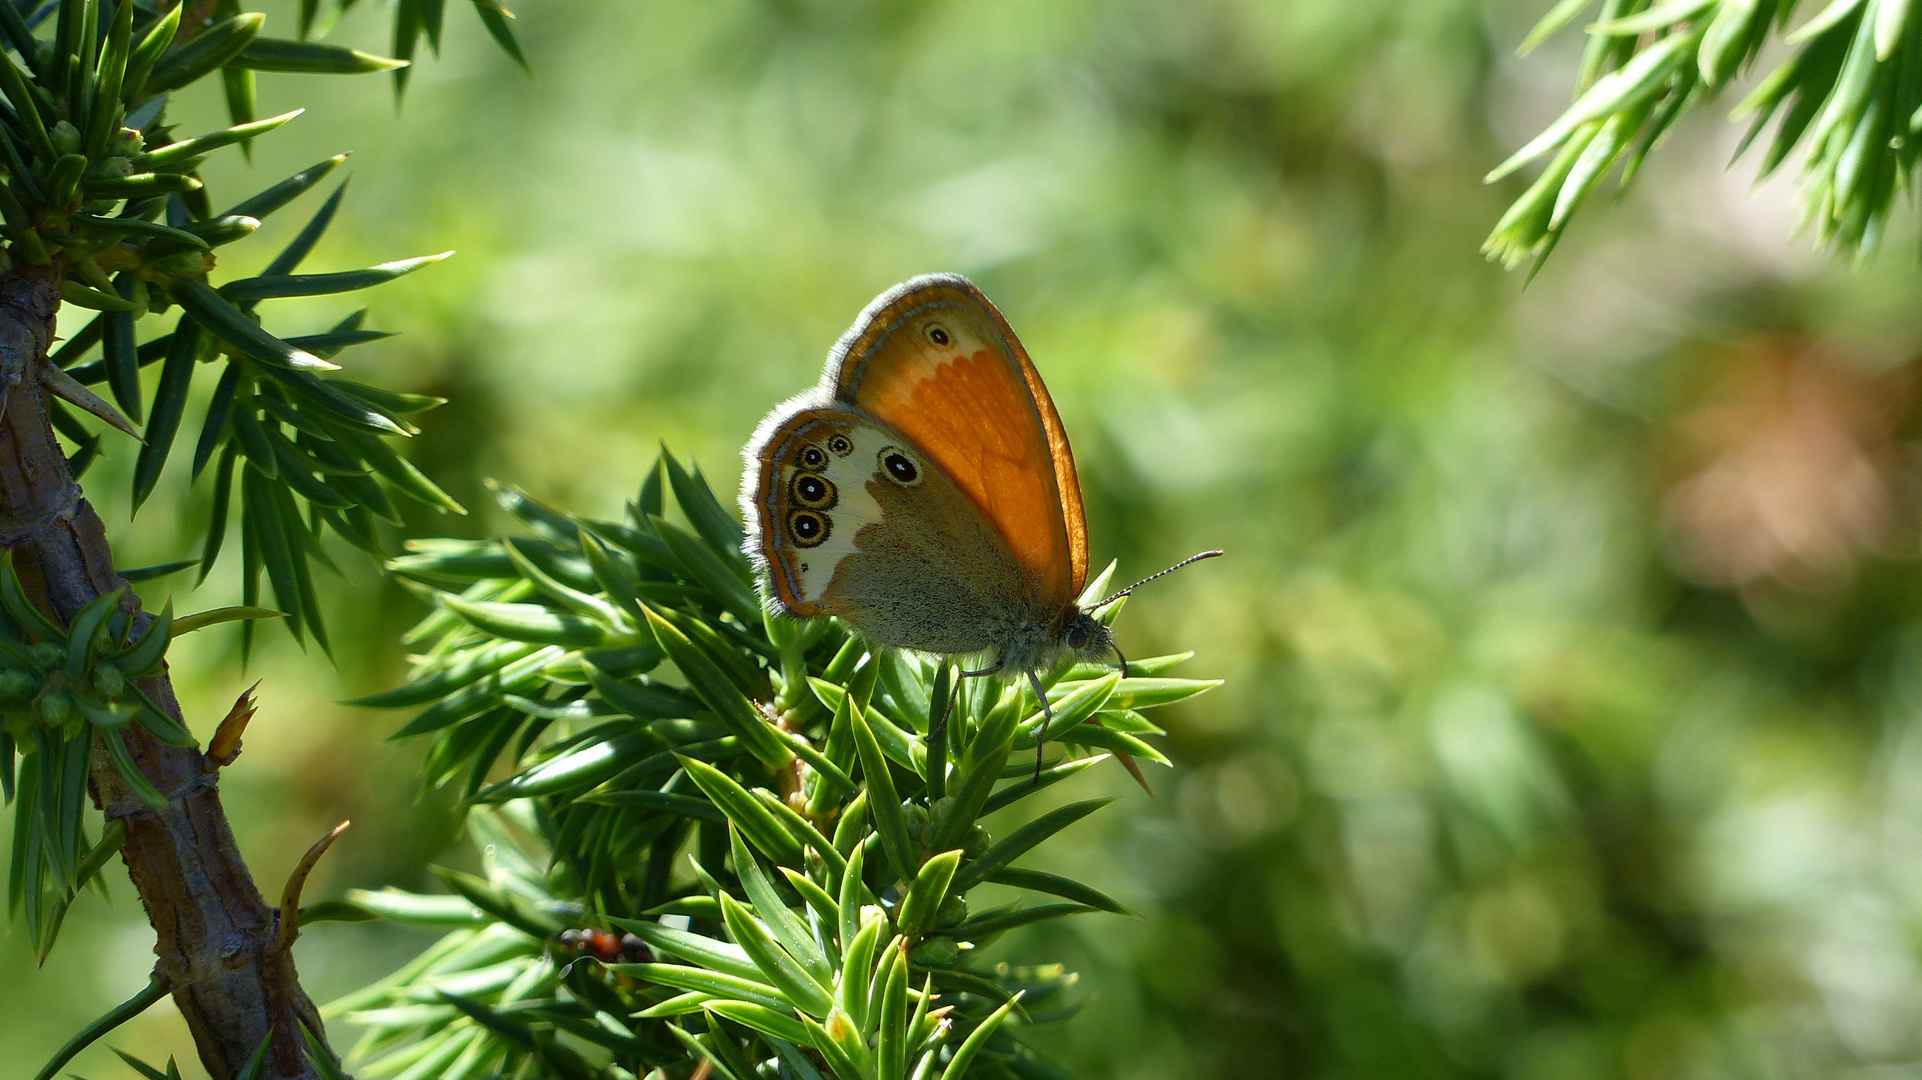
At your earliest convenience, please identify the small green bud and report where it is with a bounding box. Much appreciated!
[962,824,991,861]
[904,802,930,844]
[50,121,79,156]
[92,662,123,699]
[86,158,132,181]
[113,128,144,158]
[29,642,64,669]
[2,707,31,738]
[0,668,41,703]
[936,894,968,927]
[38,689,73,725]
[908,936,959,966]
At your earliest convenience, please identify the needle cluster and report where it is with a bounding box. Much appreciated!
[330,449,1220,1080]
[0,3,529,1076]
[1490,0,1920,271]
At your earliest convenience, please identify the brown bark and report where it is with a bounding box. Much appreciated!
[0,263,342,1079]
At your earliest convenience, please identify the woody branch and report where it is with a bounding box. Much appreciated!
[0,262,338,1079]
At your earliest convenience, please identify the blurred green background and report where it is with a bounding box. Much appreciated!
[14,0,1922,1076]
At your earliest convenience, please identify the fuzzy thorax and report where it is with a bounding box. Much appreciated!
[974,604,1114,677]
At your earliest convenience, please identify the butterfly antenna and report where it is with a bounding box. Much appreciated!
[1088,550,1224,611]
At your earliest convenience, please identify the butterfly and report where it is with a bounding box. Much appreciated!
[740,273,1216,781]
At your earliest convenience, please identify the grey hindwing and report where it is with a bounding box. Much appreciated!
[824,468,1029,656]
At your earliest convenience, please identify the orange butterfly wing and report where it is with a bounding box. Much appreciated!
[826,275,1088,607]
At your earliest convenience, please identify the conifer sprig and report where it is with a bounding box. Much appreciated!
[329,450,1219,1079]
[5,0,517,1002]
[0,0,484,652]
[1490,0,1918,270]
[0,2,531,1075]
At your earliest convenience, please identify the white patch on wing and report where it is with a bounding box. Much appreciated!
[787,422,902,602]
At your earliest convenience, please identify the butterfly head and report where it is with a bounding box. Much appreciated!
[1061,608,1114,661]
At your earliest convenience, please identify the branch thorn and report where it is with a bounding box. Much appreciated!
[38,360,142,441]
[278,820,349,953]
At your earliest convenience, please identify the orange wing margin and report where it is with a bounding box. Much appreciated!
[826,275,1088,605]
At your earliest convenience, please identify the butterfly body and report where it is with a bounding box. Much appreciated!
[741,274,1110,680]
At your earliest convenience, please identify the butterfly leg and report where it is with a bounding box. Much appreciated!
[1027,669,1053,783]
[927,666,958,752]
[1112,642,1131,680]
[958,662,1002,678]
